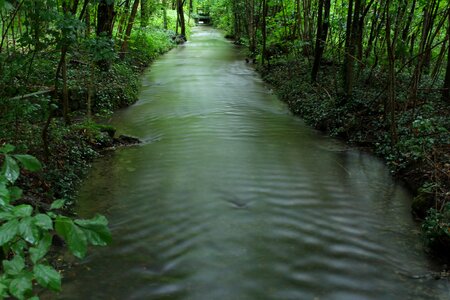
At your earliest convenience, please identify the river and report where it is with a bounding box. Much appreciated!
[54,26,450,299]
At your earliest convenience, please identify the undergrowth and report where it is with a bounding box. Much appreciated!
[259,59,450,257]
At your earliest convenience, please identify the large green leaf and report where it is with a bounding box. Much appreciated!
[33,264,61,291]
[9,274,32,300]
[33,214,53,231]
[18,217,39,244]
[2,156,20,183]
[13,155,42,172]
[13,205,33,218]
[55,216,87,258]
[29,234,52,264]
[0,182,10,205]
[0,219,19,246]
[3,255,25,275]
[75,214,112,246]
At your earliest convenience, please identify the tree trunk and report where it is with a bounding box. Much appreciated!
[117,0,131,40]
[311,0,330,82]
[54,0,81,125]
[443,12,450,102]
[343,0,354,97]
[96,0,115,38]
[261,0,267,65]
[141,0,148,27]
[177,0,186,38]
[385,0,398,145]
[163,0,168,30]
[120,0,139,60]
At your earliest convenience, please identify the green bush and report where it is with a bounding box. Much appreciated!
[423,203,450,253]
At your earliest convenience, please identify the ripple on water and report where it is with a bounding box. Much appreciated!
[52,26,450,300]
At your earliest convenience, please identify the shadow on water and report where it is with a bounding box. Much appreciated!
[50,26,450,299]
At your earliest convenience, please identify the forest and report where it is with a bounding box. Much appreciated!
[0,0,449,298]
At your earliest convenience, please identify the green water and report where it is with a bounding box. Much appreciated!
[53,26,450,299]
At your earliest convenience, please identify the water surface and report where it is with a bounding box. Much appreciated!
[55,26,450,299]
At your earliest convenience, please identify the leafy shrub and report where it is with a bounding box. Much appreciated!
[422,203,450,253]
[0,144,111,299]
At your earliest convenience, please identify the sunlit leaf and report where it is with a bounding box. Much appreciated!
[2,156,20,183]
[18,217,40,244]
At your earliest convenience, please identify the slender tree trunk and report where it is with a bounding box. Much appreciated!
[96,0,115,38]
[178,0,186,38]
[261,0,268,65]
[141,0,148,27]
[163,0,168,30]
[311,0,331,82]
[343,0,354,97]
[120,0,139,60]
[55,0,81,125]
[443,12,450,102]
[117,0,131,39]
[385,0,398,145]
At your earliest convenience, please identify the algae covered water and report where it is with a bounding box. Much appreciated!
[55,27,450,299]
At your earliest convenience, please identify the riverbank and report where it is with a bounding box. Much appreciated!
[256,59,450,258]
[0,28,178,213]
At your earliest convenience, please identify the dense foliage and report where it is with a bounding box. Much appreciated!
[1,0,449,295]
[0,0,194,298]
[0,145,111,299]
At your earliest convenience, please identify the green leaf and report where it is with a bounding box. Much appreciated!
[0,219,19,246]
[33,214,53,230]
[75,214,112,246]
[13,205,33,218]
[55,216,87,258]
[3,255,25,275]
[0,182,10,204]
[13,155,42,172]
[2,156,20,183]
[0,281,9,299]
[10,240,26,256]
[0,210,13,221]
[49,199,65,210]
[33,264,61,291]
[18,217,39,244]
[9,274,32,299]
[9,186,23,202]
[29,234,52,264]
[0,144,14,154]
